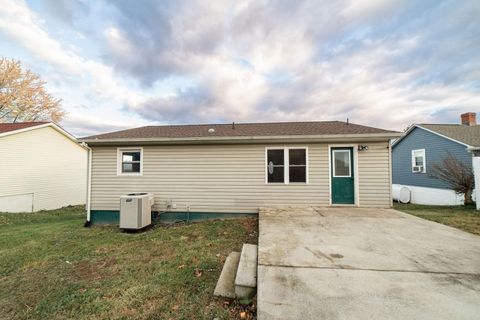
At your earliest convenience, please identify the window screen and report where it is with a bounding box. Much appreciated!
[267,149,284,183]
[289,149,306,183]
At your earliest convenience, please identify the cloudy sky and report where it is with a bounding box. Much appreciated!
[0,0,479,136]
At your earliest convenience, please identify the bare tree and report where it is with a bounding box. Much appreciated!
[430,153,475,205]
[0,58,65,123]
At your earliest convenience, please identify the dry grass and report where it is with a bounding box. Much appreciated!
[394,203,480,235]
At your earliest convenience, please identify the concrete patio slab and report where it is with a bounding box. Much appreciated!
[257,206,480,320]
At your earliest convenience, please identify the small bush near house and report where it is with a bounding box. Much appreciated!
[0,206,258,320]
[429,153,475,205]
[394,203,480,235]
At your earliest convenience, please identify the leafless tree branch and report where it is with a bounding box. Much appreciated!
[430,152,475,205]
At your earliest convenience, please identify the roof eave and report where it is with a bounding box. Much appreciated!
[80,132,401,146]
[0,122,88,150]
[0,123,51,138]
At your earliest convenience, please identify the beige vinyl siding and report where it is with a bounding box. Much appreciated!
[0,126,88,212]
[90,141,391,212]
[358,141,391,207]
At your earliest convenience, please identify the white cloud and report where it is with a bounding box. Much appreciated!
[60,114,144,137]
[0,0,82,74]
[0,0,149,133]
[341,0,402,20]
[0,0,478,135]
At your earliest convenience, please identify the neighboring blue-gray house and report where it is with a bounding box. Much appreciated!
[392,112,479,205]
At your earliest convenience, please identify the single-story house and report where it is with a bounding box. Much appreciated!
[80,121,401,224]
[392,112,479,205]
[0,122,88,212]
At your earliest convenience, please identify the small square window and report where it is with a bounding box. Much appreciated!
[118,148,142,175]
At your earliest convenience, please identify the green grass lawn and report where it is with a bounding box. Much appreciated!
[394,203,480,236]
[0,206,258,320]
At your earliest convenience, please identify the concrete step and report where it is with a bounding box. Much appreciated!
[214,251,240,298]
[235,243,258,299]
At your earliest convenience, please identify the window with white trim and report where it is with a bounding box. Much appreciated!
[118,148,143,175]
[266,148,308,184]
[411,149,426,173]
[289,149,307,182]
[332,149,351,177]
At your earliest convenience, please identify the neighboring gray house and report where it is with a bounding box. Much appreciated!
[392,112,479,205]
[80,121,400,224]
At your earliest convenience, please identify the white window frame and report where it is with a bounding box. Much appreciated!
[332,149,352,177]
[117,147,143,176]
[411,149,426,173]
[265,147,309,184]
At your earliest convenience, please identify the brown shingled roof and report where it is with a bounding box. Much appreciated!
[82,121,398,140]
[0,122,49,134]
[420,124,480,147]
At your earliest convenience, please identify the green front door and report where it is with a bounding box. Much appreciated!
[331,147,355,204]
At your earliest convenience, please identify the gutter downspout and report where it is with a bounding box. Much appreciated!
[82,143,93,225]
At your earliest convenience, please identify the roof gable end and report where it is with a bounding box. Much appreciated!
[392,124,472,148]
[0,122,87,150]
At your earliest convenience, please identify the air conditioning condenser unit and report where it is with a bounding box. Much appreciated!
[120,193,154,230]
[413,166,424,173]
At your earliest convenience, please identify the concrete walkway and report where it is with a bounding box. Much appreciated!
[257,206,480,320]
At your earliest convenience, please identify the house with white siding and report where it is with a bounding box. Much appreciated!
[80,121,400,224]
[0,122,88,212]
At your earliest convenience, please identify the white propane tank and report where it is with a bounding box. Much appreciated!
[392,184,411,204]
